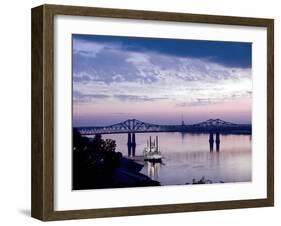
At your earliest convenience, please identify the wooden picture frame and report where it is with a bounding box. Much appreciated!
[31,4,274,221]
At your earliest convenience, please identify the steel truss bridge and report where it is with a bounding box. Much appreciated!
[76,118,251,135]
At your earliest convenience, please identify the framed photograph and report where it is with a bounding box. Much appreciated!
[31,4,274,221]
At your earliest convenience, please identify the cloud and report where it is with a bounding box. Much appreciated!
[176,90,252,107]
[73,39,106,58]
[73,90,168,103]
[114,94,167,102]
[72,39,252,106]
[73,91,110,103]
[176,98,216,107]
[73,74,92,83]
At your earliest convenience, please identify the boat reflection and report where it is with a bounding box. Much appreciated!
[147,161,161,181]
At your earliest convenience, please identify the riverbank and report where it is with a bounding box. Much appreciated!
[111,157,160,188]
[73,129,160,190]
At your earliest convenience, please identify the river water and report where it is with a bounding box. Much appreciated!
[102,132,251,186]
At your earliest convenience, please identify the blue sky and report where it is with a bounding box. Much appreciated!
[73,34,251,68]
[72,34,252,126]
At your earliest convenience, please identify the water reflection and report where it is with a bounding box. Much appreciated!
[209,131,220,152]
[147,162,161,181]
[215,131,220,152]
[209,131,214,152]
[102,132,252,185]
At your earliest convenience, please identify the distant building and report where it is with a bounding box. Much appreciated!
[181,114,185,126]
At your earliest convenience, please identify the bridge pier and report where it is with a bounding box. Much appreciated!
[132,133,136,157]
[127,133,132,157]
[127,133,136,157]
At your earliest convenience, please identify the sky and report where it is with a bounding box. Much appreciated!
[72,34,252,127]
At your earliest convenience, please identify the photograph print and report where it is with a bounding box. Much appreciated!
[72,34,252,190]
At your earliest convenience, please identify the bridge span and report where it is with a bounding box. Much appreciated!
[76,118,251,135]
[75,119,251,154]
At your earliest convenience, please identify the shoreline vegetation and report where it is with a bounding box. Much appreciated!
[73,129,160,190]
[186,176,224,185]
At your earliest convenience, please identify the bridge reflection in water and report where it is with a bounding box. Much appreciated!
[209,131,220,152]
[77,118,251,155]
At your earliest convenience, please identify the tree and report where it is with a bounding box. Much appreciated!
[72,129,121,189]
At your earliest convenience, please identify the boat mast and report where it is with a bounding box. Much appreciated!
[156,136,158,151]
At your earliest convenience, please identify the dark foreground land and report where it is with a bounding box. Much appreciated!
[73,130,159,190]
